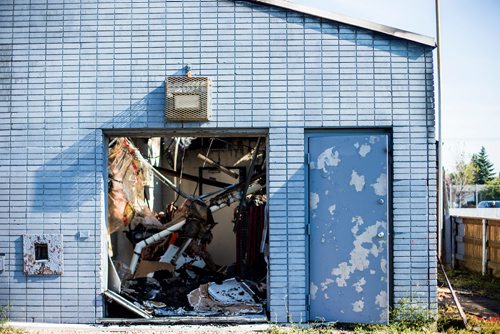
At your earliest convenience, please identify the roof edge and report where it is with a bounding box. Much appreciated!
[247,0,436,47]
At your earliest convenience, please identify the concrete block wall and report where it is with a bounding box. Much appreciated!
[0,0,436,323]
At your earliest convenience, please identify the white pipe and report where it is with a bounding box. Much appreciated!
[173,138,179,186]
[129,181,264,274]
[129,219,187,274]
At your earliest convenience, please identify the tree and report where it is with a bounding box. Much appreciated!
[479,177,500,201]
[471,146,495,184]
[448,153,476,207]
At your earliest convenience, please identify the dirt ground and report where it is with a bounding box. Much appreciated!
[438,286,500,319]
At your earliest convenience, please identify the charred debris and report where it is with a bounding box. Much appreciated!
[105,136,268,319]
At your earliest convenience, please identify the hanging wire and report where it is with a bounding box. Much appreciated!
[124,138,192,200]
[192,138,215,197]
[173,145,187,206]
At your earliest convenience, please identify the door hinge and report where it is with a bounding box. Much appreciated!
[306,224,311,236]
[306,153,310,166]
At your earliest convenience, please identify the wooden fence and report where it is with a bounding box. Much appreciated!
[449,216,500,277]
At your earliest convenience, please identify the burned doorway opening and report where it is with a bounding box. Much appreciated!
[104,135,268,321]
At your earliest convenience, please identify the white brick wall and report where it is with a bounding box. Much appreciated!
[0,0,436,323]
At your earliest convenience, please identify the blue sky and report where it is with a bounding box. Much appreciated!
[293,0,500,174]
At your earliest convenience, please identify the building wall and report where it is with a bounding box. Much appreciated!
[0,0,436,323]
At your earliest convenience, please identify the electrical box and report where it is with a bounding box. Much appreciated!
[23,234,63,275]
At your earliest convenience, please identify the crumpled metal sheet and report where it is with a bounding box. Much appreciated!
[23,234,63,275]
[208,278,255,305]
[103,290,152,319]
[188,282,263,314]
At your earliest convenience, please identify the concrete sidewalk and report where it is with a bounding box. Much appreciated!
[6,322,270,334]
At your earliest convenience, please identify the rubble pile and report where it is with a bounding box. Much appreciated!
[105,137,268,318]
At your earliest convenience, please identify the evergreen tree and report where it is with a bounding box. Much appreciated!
[471,146,495,184]
[479,177,500,201]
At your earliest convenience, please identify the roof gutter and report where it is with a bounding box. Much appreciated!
[247,0,436,48]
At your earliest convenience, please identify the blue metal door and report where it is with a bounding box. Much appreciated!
[307,132,389,324]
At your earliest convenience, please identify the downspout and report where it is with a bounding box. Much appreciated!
[435,0,444,312]
[435,0,443,263]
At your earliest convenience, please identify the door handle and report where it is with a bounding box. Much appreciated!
[377,232,385,238]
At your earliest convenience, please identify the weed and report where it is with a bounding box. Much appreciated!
[0,328,24,334]
[269,300,436,334]
[0,306,8,326]
[353,300,436,334]
[438,267,500,301]
[437,303,500,334]
[0,306,24,334]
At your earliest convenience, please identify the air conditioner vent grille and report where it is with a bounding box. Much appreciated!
[165,76,212,121]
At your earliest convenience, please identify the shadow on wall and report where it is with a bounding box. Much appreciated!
[10,84,170,322]
[30,84,168,212]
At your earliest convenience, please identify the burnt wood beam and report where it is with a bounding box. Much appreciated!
[153,166,232,189]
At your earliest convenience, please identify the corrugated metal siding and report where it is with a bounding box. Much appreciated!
[0,0,436,323]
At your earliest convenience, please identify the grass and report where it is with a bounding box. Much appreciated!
[437,267,500,301]
[0,328,25,334]
[269,301,437,334]
[270,315,500,334]
[436,266,500,333]
[0,306,24,334]
[437,307,500,334]
[268,267,499,334]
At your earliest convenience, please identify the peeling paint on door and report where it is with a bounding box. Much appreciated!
[314,147,341,172]
[371,173,387,196]
[353,299,364,312]
[328,204,336,216]
[310,192,319,210]
[310,282,318,300]
[353,277,366,293]
[349,170,365,192]
[308,132,389,324]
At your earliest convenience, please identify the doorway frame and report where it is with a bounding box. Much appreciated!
[100,127,270,322]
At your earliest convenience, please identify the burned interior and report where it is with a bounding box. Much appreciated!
[104,135,268,320]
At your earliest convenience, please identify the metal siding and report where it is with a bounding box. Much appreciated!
[308,132,389,323]
[0,0,436,323]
